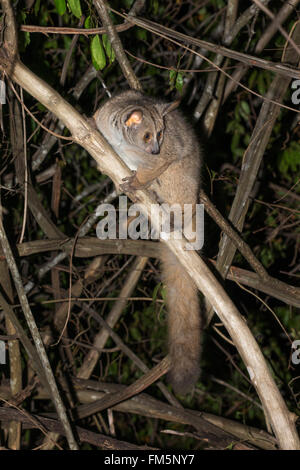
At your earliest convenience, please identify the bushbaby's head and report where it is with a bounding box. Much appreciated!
[121,101,179,155]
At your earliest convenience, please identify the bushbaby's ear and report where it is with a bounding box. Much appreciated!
[158,100,181,117]
[125,110,143,127]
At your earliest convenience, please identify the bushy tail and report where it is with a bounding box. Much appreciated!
[161,248,202,395]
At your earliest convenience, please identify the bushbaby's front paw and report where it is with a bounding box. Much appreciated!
[120,171,144,191]
[119,171,140,202]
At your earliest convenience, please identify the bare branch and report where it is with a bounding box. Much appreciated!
[19,23,133,35]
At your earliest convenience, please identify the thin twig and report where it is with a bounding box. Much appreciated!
[18,87,28,244]
[19,23,133,35]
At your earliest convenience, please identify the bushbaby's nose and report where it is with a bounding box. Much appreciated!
[151,141,160,154]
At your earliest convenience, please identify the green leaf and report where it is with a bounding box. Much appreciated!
[102,34,115,64]
[231,131,240,154]
[63,35,72,49]
[260,247,275,268]
[161,285,167,302]
[240,101,250,115]
[34,0,41,15]
[169,70,176,87]
[55,0,66,16]
[123,0,134,8]
[84,15,91,29]
[225,120,235,133]
[152,283,162,302]
[248,70,257,89]
[67,0,82,19]
[44,38,58,49]
[169,70,184,92]
[24,31,31,47]
[151,0,159,15]
[136,28,147,41]
[91,35,106,71]
[257,72,266,95]
[175,72,184,93]
[239,100,250,121]
[130,326,141,341]
[277,141,300,178]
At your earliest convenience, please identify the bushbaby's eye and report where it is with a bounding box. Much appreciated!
[157,130,163,139]
[144,132,151,142]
